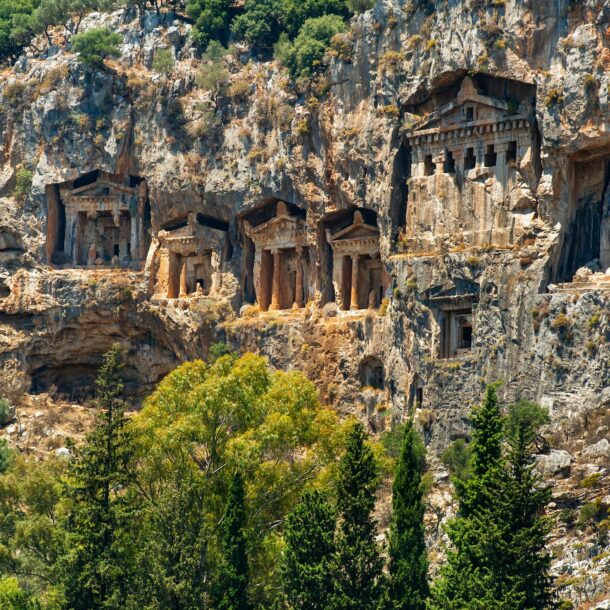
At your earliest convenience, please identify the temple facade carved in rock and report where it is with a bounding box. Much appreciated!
[150,212,230,300]
[46,171,151,268]
[326,210,388,310]
[402,75,538,254]
[242,200,310,311]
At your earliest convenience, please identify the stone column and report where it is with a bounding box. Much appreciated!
[270,249,282,310]
[293,247,304,308]
[350,253,360,310]
[179,258,188,297]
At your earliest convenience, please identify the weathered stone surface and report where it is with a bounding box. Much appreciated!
[1,1,610,604]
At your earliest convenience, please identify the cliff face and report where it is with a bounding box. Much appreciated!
[1,0,610,605]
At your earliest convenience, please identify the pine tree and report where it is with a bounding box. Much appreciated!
[428,385,555,609]
[215,471,250,610]
[333,422,383,610]
[381,419,428,610]
[281,489,336,610]
[59,343,136,610]
[497,413,554,608]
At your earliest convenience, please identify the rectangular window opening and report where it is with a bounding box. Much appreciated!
[464,147,476,171]
[484,144,497,167]
[443,150,456,174]
[424,154,435,176]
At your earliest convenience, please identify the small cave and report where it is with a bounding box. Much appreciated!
[359,356,385,390]
[552,154,610,283]
[0,280,11,299]
[31,364,100,402]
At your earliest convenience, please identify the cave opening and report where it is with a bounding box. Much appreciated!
[553,154,609,283]
[359,356,385,390]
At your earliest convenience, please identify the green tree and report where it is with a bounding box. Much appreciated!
[58,344,136,610]
[0,577,41,610]
[134,354,347,606]
[152,47,174,74]
[186,0,231,49]
[381,419,428,610]
[0,0,38,62]
[132,466,208,610]
[232,0,348,51]
[505,399,550,452]
[274,14,346,77]
[281,489,336,609]
[333,422,383,610]
[428,387,555,609]
[0,456,65,604]
[496,406,554,608]
[215,471,250,610]
[72,27,122,66]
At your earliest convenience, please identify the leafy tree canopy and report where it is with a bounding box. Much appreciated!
[71,26,122,66]
[132,353,348,605]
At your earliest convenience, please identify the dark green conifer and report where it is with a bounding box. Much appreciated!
[333,422,383,610]
[59,343,136,610]
[215,471,250,610]
[281,489,336,609]
[429,385,555,609]
[382,419,428,610]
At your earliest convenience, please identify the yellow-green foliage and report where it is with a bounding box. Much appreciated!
[379,104,399,117]
[545,88,564,107]
[133,354,350,583]
[379,50,404,73]
[551,313,571,330]
[588,313,600,329]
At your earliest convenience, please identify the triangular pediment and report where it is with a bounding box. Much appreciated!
[330,211,379,242]
[250,214,303,235]
[71,180,133,197]
[413,77,511,132]
[331,223,379,241]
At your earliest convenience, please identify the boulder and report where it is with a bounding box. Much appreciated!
[583,439,610,459]
[536,450,573,476]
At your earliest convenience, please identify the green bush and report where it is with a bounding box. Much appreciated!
[0,577,40,610]
[505,400,549,440]
[0,438,12,474]
[275,14,347,77]
[195,41,229,92]
[441,438,472,481]
[347,0,373,13]
[186,0,232,50]
[72,27,122,66]
[231,0,348,51]
[381,421,425,461]
[0,398,13,425]
[152,47,174,75]
[14,166,33,199]
[577,499,608,530]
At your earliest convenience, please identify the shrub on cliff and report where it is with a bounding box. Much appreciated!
[232,0,348,52]
[274,14,347,77]
[72,27,122,67]
[186,0,232,50]
[0,0,37,62]
[152,47,174,74]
